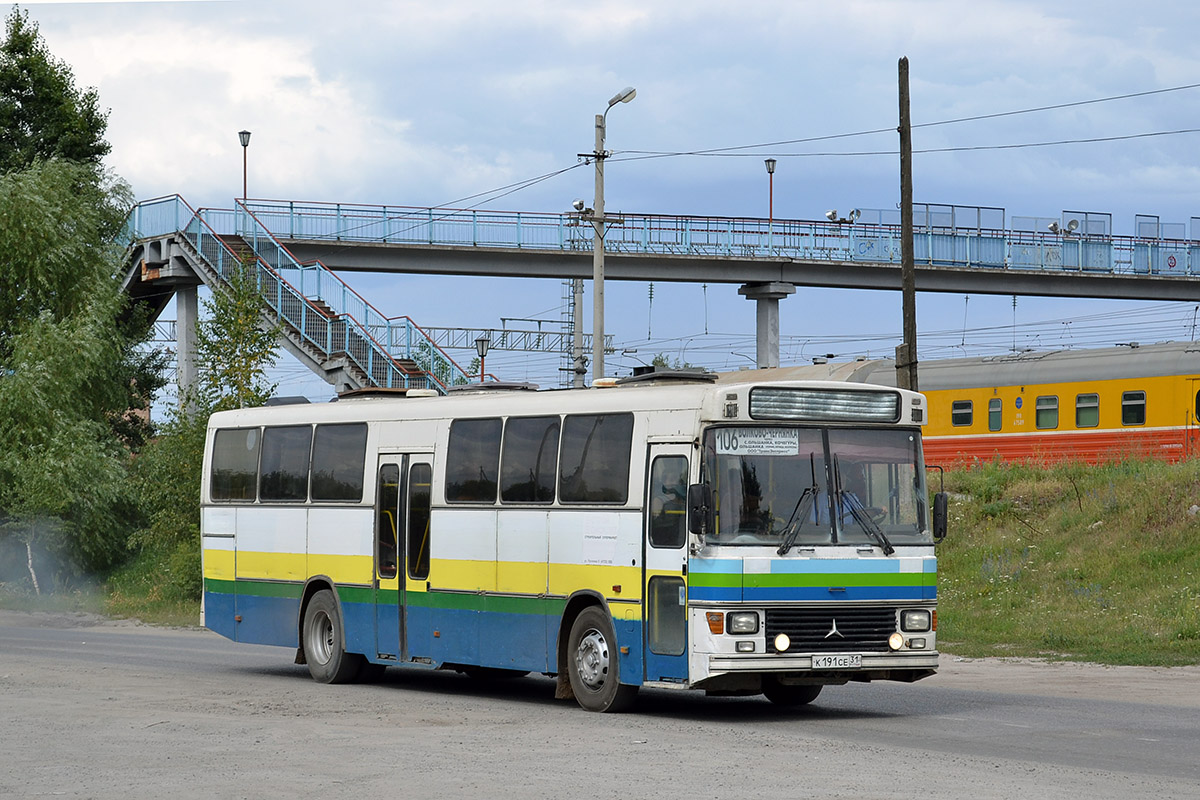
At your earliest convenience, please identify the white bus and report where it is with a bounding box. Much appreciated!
[201,369,946,712]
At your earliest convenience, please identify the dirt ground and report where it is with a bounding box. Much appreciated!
[4,609,1200,800]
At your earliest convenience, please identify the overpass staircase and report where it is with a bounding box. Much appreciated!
[121,196,469,395]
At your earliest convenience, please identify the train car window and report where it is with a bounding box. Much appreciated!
[951,400,973,427]
[1122,391,1146,426]
[1075,394,1099,428]
[1035,396,1059,429]
[988,398,1002,432]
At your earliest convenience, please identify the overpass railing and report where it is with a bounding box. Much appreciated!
[244,199,1200,277]
[122,196,470,392]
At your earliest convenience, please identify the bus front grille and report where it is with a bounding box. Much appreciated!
[764,607,896,653]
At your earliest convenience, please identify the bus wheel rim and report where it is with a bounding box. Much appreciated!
[575,628,609,690]
[312,611,334,664]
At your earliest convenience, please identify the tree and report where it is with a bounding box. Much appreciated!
[126,260,280,602]
[0,7,109,173]
[187,259,280,413]
[651,352,699,370]
[0,160,155,591]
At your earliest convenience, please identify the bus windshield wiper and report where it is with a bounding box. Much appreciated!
[777,454,819,556]
[833,456,895,555]
[841,491,894,554]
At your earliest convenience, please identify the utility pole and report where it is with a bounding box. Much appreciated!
[897,56,918,392]
[589,86,636,384]
[591,111,608,382]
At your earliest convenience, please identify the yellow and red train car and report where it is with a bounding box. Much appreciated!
[760,342,1200,465]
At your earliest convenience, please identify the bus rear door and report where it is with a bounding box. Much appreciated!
[373,454,434,664]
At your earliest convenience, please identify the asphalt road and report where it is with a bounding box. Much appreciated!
[2,610,1199,799]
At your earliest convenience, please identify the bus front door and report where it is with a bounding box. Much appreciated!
[373,457,406,661]
[642,444,690,683]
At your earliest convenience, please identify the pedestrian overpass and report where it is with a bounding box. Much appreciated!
[121,196,1200,395]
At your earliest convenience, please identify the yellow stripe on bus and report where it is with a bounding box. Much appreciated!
[497,561,548,594]
[550,563,642,600]
[202,549,235,580]
[307,552,373,584]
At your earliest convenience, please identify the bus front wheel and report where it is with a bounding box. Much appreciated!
[302,589,362,684]
[566,606,637,713]
[762,677,822,706]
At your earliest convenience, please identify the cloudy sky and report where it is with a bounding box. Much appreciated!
[14,0,1200,396]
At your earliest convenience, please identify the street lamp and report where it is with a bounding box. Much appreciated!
[475,333,491,383]
[764,158,776,225]
[589,86,636,384]
[238,130,251,201]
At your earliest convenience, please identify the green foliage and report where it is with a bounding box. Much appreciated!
[651,352,698,370]
[0,8,110,173]
[187,259,279,413]
[126,260,280,604]
[0,161,153,588]
[938,458,1200,666]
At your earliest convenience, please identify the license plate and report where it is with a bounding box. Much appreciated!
[812,654,862,669]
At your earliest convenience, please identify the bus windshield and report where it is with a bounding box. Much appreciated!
[702,426,931,547]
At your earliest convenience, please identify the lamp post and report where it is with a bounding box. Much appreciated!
[764,158,776,224]
[590,86,636,384]
[475,333,491,383]
[238,130,251,201]
[764,157,776,249]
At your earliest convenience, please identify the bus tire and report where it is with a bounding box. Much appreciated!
[762,677,822,706]
[302,589,362,684]
[566,606,637,713]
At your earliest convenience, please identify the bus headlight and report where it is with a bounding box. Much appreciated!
[888,632,905,651]
[901,610,932,632]
[727,611,759,634]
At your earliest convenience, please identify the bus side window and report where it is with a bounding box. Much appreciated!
[312,423,368,501]
[559,413,634,504]
[211,428,259,502]
[500,416,560,503]
[260,425,313,501]
[648,456,688,549]
[407,463,432,580]
[446,418,501,503]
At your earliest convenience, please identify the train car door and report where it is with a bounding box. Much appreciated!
[642,444,690,683]
[1188,379,1200,458]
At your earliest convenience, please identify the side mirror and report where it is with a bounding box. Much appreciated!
[932,491,948,542]
[687,484,713,538]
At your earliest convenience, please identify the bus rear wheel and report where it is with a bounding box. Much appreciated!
[566,606,637,713]
[762,677,822,706]
[302,589,363,684]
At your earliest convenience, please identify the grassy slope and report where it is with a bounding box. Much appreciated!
[937,458,1200,665]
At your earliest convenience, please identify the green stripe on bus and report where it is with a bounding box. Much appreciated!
[407,591,568,617]
[234,580,305,599]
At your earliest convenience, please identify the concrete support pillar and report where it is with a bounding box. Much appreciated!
[738,281,795,369]
[176,284,198,403]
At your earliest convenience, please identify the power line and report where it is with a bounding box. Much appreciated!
[618,81,1200,160]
